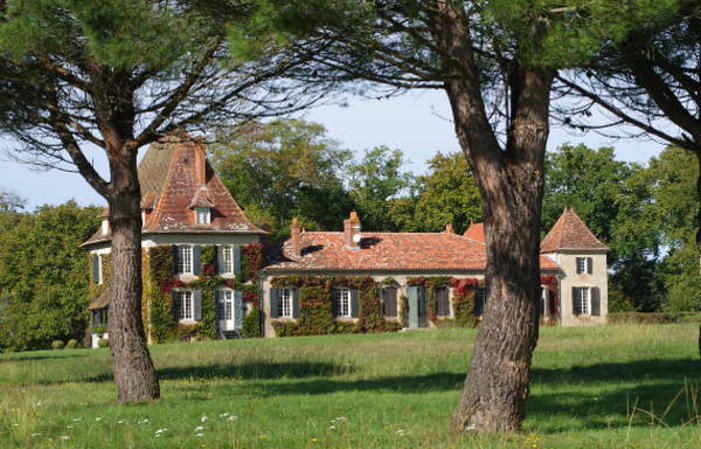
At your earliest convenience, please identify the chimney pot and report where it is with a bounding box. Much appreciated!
[290,217,302,257]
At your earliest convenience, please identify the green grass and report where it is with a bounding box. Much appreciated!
[1,324,700,448]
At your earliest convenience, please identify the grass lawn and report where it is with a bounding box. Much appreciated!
[1,324,700,448]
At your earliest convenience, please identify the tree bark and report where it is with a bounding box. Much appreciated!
[696,151,701,361]
[107,147,160,402]
[443,63,553,432]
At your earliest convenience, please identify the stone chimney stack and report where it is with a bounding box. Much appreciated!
[290,217,302,258]
[195,141,207,186]
[343,211,361,250]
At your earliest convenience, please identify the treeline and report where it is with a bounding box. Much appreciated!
[1,119,698,350]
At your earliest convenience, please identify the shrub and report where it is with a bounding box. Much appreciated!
[66,339,80,349]
[242,306,261,338]
[51,340,65,350]
[97,338,109,348]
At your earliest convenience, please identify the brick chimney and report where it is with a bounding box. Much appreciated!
[343,211,361,250]
[194,141,207,186]
[290,217,301,258]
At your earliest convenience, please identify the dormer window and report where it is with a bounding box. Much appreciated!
[195,207,211,225]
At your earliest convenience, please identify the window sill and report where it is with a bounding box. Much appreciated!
[272,317,296,322]
[334,317,357,322]
[178,319,198,325]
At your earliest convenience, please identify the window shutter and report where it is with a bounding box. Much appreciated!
[572,287,580,316]
[233,245,242,276]
[350,289,359,318]
[193,246,202,276]
[591,287,601,316]
[194,290,202,321]
[270,288,279,319]
[418,286,426,323]
[92,254,99,284]
[214,246,220,275]
[587,257,593,274]
[234,290,243,330]
[214,289,221,320]
[172,245,179,274]
[383,287,398,317]
[331,288,338,316]
[171,290,180,321]
[292,288,300,318]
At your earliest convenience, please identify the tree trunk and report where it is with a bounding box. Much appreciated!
[107,149,160,402]
[696,151,701,361]
[444,65,552,432]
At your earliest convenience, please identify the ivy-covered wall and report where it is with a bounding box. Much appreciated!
[268,275,490,337]
[142,243,264,343]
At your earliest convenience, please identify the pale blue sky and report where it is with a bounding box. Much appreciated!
[0,89,664,210]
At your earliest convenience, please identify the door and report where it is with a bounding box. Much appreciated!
[407,286,427,328]
[218,290,236,331]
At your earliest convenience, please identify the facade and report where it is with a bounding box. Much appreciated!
[82,137,266,347]
[82,139,609,345]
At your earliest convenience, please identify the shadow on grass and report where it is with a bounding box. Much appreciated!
[158,361,354,381]
[0,351,95,363]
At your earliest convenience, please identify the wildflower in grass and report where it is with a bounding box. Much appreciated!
[31,433,41,437]
[259,435,267,440]
[329,425,337,430]
[196,433,204,437]
[312,438,318,443]
[594,396,599,401]
[67,425,73,429]
[195,425,206,432]
[219,413,230,418]
[59,435,69,440]
[72,418,82,422]
[12,423,18,427]
[227,415,238,421]
[95,417,102,422]
[384,425,389,430]
[201,416,208,423]
[117,420,125,425]
[138,419,149,425]
[156,428,168,435]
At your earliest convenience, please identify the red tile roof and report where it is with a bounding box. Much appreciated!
[541,207,608,252]
[82,136,265,247]
[264,231,560,272]
[463,222,485,243]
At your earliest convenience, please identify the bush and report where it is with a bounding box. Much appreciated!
[51,340,65,350]
[242,306,261,338]
[66,339,79,349]
[97,338,109,348]
[609,312,679,324]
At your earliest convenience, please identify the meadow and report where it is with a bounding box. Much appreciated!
[1,324,700,448]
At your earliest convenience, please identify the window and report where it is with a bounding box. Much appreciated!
[576,257,592,274]
[381,287,398,318]
[195,207,211,225]
[177,290,193,320]
[435,287,451,317]
[573,287,590,316]
[222,245,234,274]
[334,288,351,317]
[177,246,193,274]
[278,288,293,318]
[474,288,486,316]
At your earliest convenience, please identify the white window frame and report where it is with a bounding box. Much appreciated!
[195,207,211,225]
[177,245,193,275]
[334,288,351,317]
[222,245,235,275]
[222,290,234,321]
[574,287,590,316]
[540,286,549,316]
[278,288,293,318]
[177,290,194,321]
[576,257,592,275]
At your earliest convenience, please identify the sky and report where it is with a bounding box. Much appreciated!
[0,89,666,210]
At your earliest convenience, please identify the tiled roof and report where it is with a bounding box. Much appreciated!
[463,222,485,243]
[541,207,609,252]
[264,231,560,272]
[82,136,265,247]
[88,288,111,310]
[188,187,215,209]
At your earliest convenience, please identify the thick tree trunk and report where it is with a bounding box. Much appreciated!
[443,64,552,432]
[107,150,160,402]
[696,151,701,361]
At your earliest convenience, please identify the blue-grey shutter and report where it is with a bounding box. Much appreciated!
[234,290,243,330]
[270,288,280,318]
[92,255,99,284]
[194,290,202,321]
[171,290,180,321]
[350,289,359,318]
[418,286,426,325]
[172,245,179,274]
[587,257,593,274]
[572,287,580,316]
[331,288,338,316]
[292,288,300,318]
[214,289,221,320]
[193,246,202,276]
[591,287,600,316]
[213,246,220,275]
[233,245,242,277]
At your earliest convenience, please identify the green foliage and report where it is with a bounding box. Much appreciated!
[210,119,355,241]
[347,146,413,232]
[242,306,261,338]
[412,152,482,234]
[97,338,109,348]
[195,245,218,340]
[66,339,79,349]
[50,340,64,350]
[0,201,101,350]
[146,246,176,343]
